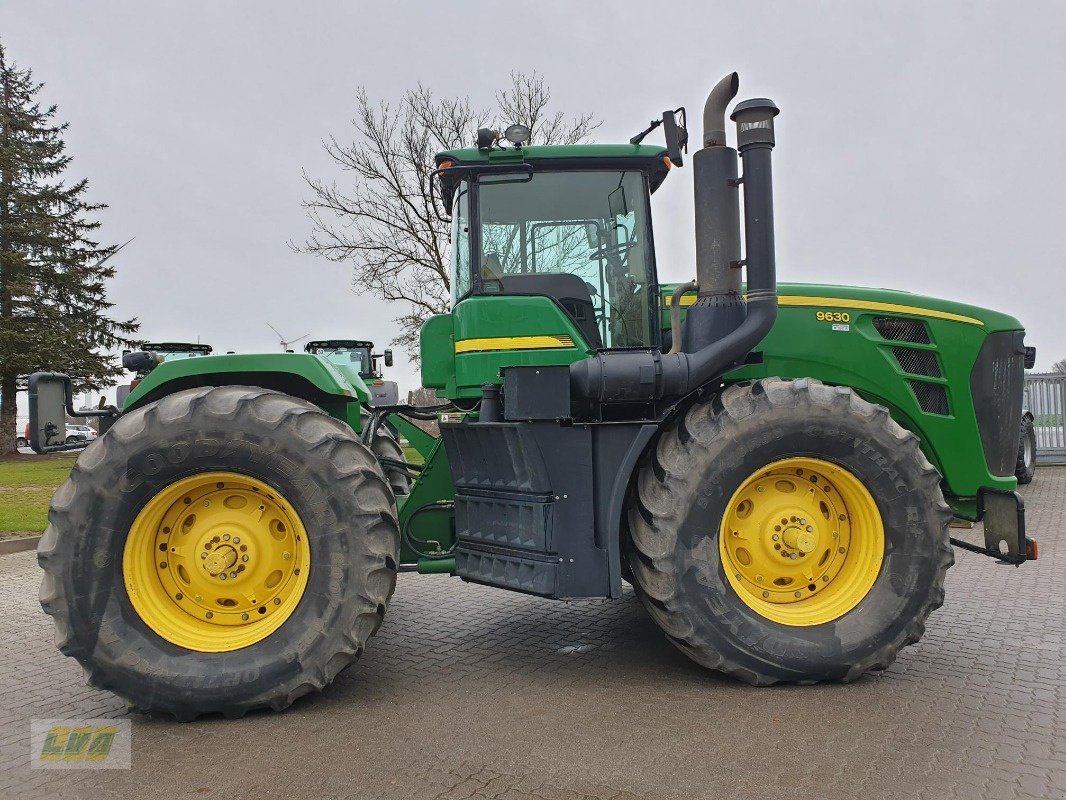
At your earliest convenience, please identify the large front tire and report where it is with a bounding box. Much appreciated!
[625,378,953,685]
[38,386,400,719]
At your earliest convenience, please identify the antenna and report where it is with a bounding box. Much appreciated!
[267,323,309,352]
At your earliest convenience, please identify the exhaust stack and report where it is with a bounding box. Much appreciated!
[570,74,780,404]
[684,72,743,353]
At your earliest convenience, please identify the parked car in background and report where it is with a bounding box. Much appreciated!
[16,421,30,448]
[64,424,98,445]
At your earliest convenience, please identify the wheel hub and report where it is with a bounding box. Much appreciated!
[781,520,817,555]
[122,472,310,652]
[203,544,238,576]
[719,457,884,626]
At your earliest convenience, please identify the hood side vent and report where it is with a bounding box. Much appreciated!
[874,316,931,344]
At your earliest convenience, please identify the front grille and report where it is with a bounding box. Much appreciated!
[909,380,950,415]
[970,331,1026,477]
[874,316,931,344]
[893,347,942,378]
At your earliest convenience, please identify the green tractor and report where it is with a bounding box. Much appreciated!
[303,339,398,407]
[29,73,1036,719]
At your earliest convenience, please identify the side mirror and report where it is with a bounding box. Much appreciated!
[383,349,394,367]
[28,373,77,454]
[28,372,121,453]
[662,107,688,167]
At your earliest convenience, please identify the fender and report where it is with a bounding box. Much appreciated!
[122,353,368,430]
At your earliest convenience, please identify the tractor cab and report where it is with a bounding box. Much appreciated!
[142,341,213,361]
[305,339,398,407]
[304,339,392,381]
[435,144,674,353]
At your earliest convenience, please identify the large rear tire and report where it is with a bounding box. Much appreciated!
[625,377,953,685]
[38,386,400,719]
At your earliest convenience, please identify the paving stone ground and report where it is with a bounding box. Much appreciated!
[1,469,1064,800]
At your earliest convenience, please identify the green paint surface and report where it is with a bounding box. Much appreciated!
[420,280,1023,503]
[124,352,370,414]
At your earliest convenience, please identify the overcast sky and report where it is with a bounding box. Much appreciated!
[5,0,1065,413]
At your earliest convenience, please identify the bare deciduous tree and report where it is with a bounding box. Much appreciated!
[1051,359,1066,374]
[296,72,599,357]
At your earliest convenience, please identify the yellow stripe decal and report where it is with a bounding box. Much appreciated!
[779,296,983,326]
[454,334,576,354]
[666,293,983,326]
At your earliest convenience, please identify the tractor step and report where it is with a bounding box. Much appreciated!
[441,420,601,599]
[440,419,656,600]
[455,543,561,597]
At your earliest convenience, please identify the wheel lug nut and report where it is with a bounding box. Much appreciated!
[201,553,207,559]
[195,595,203,601]
[219,574,227,580]
[241,613,249,621]
[273,598,281,605]
[772,534,780,541]
[223,534,230,541]
[806,526,813,532]
[206,611,213,619]
[233,537,240,544]
[242,555,249,562]
[283,552,291,560]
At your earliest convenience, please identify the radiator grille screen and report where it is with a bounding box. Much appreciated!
[970,332,1026,476]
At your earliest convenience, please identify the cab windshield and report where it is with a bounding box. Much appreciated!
[470,170,657,349]
[312,346,373,377]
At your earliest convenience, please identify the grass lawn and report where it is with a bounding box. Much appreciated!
[0,455,77,535]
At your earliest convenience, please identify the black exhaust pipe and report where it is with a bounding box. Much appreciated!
[685,72,743,354]
[570,80,779,404]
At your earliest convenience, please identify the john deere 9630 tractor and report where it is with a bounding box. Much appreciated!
[29,73,1036,719]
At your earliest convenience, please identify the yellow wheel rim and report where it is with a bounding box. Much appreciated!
[719,457,884,626]
[122,472,310,652]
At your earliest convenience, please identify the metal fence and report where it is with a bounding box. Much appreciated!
[1024,373,1066,464]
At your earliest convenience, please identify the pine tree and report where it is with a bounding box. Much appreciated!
[0,41,137,454]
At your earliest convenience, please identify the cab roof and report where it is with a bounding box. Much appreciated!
[435,143,673,193]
